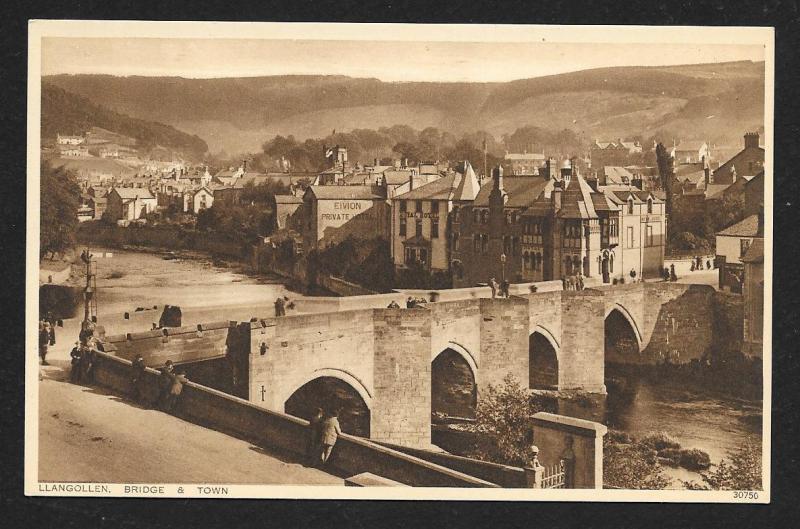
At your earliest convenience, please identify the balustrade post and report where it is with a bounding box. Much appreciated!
[524,445,545,488]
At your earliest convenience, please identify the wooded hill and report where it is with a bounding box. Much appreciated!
[41,83,208,158]
[44,61,764,155]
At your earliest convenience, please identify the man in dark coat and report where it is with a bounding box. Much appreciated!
[306,408,325,466]
[69,342,83,383]
[130,355,147,404]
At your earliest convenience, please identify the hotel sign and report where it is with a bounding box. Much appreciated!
[403,212,440,219]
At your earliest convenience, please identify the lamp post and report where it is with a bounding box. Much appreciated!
[500,253,507,282]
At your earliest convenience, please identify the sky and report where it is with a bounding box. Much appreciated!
[41,37,765,83]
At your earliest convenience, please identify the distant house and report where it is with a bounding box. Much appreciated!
[57,134,85,145]
[89,196,107,220]
[670,141,710,164]
[58,144,90,157]
[105,188,157,223]
[184,186,214,214]
[505,151,546,175]
[711,132,764,185]
[590,139,642,169]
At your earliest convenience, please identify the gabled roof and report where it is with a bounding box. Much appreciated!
[717,214,761,237]
[473,176,549,208]
[111,188,154,200]
[453,162,480,201]
[395,174,456,201]
[383,169,415,185]
[603,166,634,184]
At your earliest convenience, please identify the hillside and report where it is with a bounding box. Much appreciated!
[41,83,209,158]
[44,61,764,154]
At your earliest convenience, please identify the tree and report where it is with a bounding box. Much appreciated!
[40,160,81,259]
[468,374,549,467]
[655,143,675,219]
[684,441,762,490]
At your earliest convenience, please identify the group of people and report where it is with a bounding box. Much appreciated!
[689,256,713,272]
[662,263,679,282]
[306,408,343,466]
[69,341,96,383]
[274,295,295,317]
[562,273,586,291]
[157,359,189,412]
[404,297,428,308]
[489,277,510,298]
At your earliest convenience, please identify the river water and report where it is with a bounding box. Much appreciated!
[602,380,763,484]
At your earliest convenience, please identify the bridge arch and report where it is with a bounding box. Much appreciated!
[529,326,560,390]
[431,342,478,419]
[284,368,372,437]
[604,303,643,350]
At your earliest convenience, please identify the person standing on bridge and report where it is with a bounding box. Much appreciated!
[69,342,83,383]
[130,354,148,404]
[319,409,343,465]
[489,277,498,298]
[274,296,287,317]
[306,407,324,466]
[38,320,51,365]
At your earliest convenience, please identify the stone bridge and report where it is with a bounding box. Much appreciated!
[102,282,717,449]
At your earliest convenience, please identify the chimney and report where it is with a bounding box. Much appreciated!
[704,166,710,188]
[492,165,504,192]
[552,181,563,212]
[374,158,378,167]
[744,132,760,149]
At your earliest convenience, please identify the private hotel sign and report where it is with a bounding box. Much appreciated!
[316,199,376,238]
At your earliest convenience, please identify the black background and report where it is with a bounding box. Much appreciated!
[1,1,798,527]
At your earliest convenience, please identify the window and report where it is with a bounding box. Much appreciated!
[740,238,752,258]
[474,209,480,224]
[431,201,439,214]
[481,234,488,254]
[523,252,530,269]
[399,216,407,237]
[628,198,634,215]
[503,236,511,255]
[473,234,480,253]
[419,248,428,264]
[610,218,618,237]
[431,219,439,238]
[646,225,654,247]
[415,219,422,237]
[627,226,634,248]
[481,210,488,224]
[647,198,653,214]
[452,232,459,250]
[534,252,542,271]
[415,200,422,213]
[610,253,614,273]
[400,201,407,214]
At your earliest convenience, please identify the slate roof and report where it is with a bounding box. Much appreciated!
[603,166,634,184]
[274,194,303,204]
[395,174,456,201]
[473,176,549,208]
[717,214,761,237]
[111,188,155,200]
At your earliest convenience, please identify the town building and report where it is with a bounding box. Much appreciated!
[184,186,215,214]
[105,188,158,223]
[711,132,764,185]
[451,162,665,287]
[671,141,710,164]
[391,161,480,273]
[504,151,546,175]
[57,134,85,145]
[715,213,763,294]
[590,139,642,169]
[301,185,390,250]
[274,194,304,230]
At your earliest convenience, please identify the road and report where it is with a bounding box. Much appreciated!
[37,363,343,485]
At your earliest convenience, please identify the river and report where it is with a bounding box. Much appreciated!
[603,378,763,485]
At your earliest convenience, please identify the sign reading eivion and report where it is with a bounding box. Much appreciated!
[316,199,376,239]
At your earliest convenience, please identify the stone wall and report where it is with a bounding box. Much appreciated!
[712,290,745,356]
[89,351,496,487]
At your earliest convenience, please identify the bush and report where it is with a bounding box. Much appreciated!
[641,431,681,451]
[679,448,711,471]
[604,435,670,490]
[658,447,683,467]
[106,270,125,279]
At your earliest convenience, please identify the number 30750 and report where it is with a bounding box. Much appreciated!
[733,491,759,500]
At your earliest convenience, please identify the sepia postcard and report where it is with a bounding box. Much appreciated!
[26,20,773,502]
